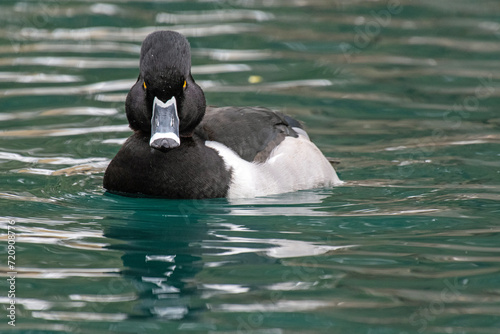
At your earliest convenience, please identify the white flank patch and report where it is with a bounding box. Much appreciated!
[206,134,342,199]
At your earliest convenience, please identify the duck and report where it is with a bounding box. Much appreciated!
[103,30,342,199]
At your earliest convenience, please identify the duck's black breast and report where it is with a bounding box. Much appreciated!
[195,107,302,163]
[103,133,231,199]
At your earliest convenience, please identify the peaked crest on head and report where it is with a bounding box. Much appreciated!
[140,31,191,80]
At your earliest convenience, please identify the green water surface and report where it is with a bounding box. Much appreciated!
[1,0,500,333]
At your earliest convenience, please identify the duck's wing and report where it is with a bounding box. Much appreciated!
[195,106,304,163]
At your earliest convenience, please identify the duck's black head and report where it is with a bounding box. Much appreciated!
[126,31,206,150]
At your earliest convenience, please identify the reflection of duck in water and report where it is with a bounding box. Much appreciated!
[100,194,348,324]
[104,30,341,199]
[103,199,214,320]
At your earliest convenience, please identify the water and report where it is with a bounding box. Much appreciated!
[1,0,500,333]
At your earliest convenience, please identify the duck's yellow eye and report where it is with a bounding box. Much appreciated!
[183,80,187,89]
[143,82,147,90]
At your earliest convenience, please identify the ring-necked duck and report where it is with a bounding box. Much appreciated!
[103,30,341,199]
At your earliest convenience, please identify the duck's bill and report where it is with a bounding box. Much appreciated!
[150,96,180,150]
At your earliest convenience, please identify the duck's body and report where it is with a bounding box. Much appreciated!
[103,31,341,199]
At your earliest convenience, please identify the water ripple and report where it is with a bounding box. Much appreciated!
[0,72,82,83]
[156,9,274,24]
[7,24,258,42]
